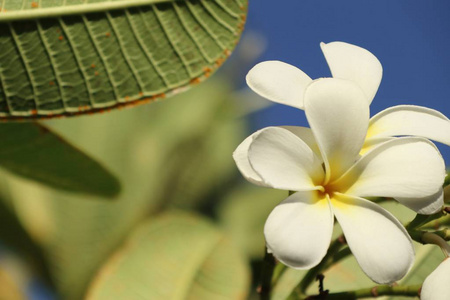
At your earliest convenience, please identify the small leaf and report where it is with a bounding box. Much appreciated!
[0,0,248,119]
[86,211,250,300]
[0,123,120,197]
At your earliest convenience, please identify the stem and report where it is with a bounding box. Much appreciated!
[422,232,450,257]
[260,248,276,300]
[420,214,450,230]
[289,235,347,298]
[271,263,287,285]
[325,284,421,299]
[406,211,445,231]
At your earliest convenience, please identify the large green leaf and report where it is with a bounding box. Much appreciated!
[0,122,120,197]
[3,77,246,299]
[0,0,247,119]
[86,211,250,300]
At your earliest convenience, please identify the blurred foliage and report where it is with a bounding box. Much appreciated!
[218,185,284,259]
[0,267,24,300]
[0,76,252,299]
[0,123,120,198]
[86,211,249,300]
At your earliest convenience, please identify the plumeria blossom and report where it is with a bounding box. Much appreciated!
[421,258,450,300]
[246,41,450,214]
[233,77,446,284]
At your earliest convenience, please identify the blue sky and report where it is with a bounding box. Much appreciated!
[243,1,450,162]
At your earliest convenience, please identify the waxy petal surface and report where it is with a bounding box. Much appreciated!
[368,105,450,146]
[395,188,444,215]
[232,132,265,187]
[264,191,333,269]
[339,137,445,199]
[304,78,369,183]
[321,41,382,104]
[246,61,312,109]
[331,193,414,284]
[281,126,321,159]
[248,127,324,191]
[421,258,450,300]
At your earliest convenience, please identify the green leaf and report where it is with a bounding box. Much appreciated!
[85,211,250,300]
[0,122,120,197]
[0,0,247,120]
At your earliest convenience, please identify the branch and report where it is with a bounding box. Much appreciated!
[324,284,421,299]
[259,248,276,300]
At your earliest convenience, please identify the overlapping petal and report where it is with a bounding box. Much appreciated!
[337,137,445,201]
[264,191,333,269]
[394,188,444,215]
[331,193,414,284]
[368,105,450,146]
[421,258,450,300]
[280,126,322,159]
[248,127,324,191]
[232,132,266,187]
[246,61,312,109]
[304,78,369,183]
[320,41,382,104]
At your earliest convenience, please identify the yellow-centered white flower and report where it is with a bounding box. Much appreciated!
[246,41,450,214]
[233,78,446,284]
[421,258,450,300]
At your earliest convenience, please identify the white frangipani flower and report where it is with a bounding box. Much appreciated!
[246,41,450,149]
[421,258,450,300]
[233,77,446,284]
[246,41,450,214]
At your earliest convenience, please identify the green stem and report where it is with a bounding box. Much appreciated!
[409,230,450,257]
[406,211,445,231]
[260,248,276,300]
[420,214,450,230]
[324,284,421,299]
[289,235,347,298]
[271,263,287,285]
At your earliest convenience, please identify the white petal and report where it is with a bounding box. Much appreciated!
[337,137,445,199]
[361,137,394,155]
[331,193,414,284]
[248,127,324,191]
[421,258,450,300]
[320,41,382,104]
[264,191,333,269]
[395,188,444,215]
[368,105,450,146]
[232,132,265,187]
[280,126,322,159]
[246,61,312,109]
[304,78,369,183]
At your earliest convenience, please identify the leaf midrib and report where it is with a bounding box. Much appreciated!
[0,0,182,22]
